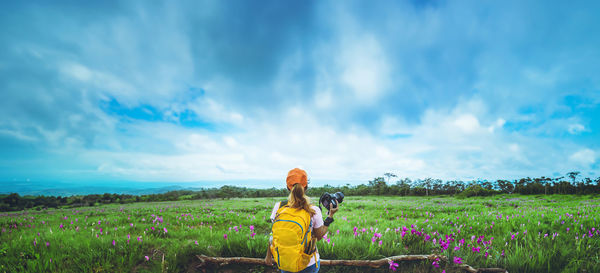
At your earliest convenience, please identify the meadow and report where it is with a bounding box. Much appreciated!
[1,195,599,273]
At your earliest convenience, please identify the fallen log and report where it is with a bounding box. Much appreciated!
[196,254,508,272]
[320,254,443,267]
[455,263,509,273]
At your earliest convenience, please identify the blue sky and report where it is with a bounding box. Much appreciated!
[0,0,599,187]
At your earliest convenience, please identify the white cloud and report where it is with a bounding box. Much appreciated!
[60,97,548,183]
[184,97,245,126]
[339,35,390,102]
[453,114,481,133]
[568,123,585,134]
[314,91,333,109]
[60,63,92,81]
[379,116,412,136]
[569,149,596,166]
[488,118,506,133]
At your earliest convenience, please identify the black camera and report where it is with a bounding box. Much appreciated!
[319,192,344,211]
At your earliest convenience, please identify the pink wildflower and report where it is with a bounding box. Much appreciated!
[453,256,463,264]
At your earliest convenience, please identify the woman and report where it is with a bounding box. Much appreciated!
[265,168,339,273]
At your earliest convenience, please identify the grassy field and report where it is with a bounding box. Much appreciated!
[1,194,599,273]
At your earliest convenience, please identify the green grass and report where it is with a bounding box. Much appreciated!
[1,195,599,272]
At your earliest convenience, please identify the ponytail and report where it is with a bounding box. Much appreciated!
[288,184,316,216]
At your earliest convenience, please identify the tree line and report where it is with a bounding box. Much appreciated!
[1,171,598,212]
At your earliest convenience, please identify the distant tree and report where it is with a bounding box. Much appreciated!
[396,178,411,196]
[567,171,580,183]
[5,193,21,207]
[369,177,388,195]
[422,178,433,196]
[497,180,514,194]
[383,172,397,184]
[481,181,494,190]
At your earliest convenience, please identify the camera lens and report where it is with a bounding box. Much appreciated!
[334,192,344,204]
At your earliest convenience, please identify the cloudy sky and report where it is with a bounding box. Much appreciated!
[1,0,599,187]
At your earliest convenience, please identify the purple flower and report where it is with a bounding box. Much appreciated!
[163,227,168,234]
[224,234,228,239]
[112,240,116,246]
[453,256,463,264]
[46,242,50,247]
[145,255,149,261]
[249,225,254,231]
[388,260,399,271]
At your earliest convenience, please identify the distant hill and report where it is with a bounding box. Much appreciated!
[0,181,204,196]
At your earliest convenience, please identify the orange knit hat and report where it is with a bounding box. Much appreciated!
[286,168,308,190]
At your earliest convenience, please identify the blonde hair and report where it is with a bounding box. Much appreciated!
[287,183,316,216]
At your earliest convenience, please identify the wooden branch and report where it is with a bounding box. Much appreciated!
[195,254,508,273]
[320,254,443,268]
[454,263,509,273]
[196,255,267,267]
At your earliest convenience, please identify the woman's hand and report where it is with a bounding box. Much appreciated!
[328,203,339,217]
[265,250,275,266]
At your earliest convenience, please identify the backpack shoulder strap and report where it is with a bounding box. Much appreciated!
[273,200,289,220]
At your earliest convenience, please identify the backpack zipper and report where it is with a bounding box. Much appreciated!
[276,247,280,267]
[301,218,313,245]
[273,219,304,235]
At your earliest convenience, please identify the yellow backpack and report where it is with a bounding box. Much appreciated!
[270,201,317,272]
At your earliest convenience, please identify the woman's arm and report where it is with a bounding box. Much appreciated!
[265,239,275,265]
[313,203,338,240]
